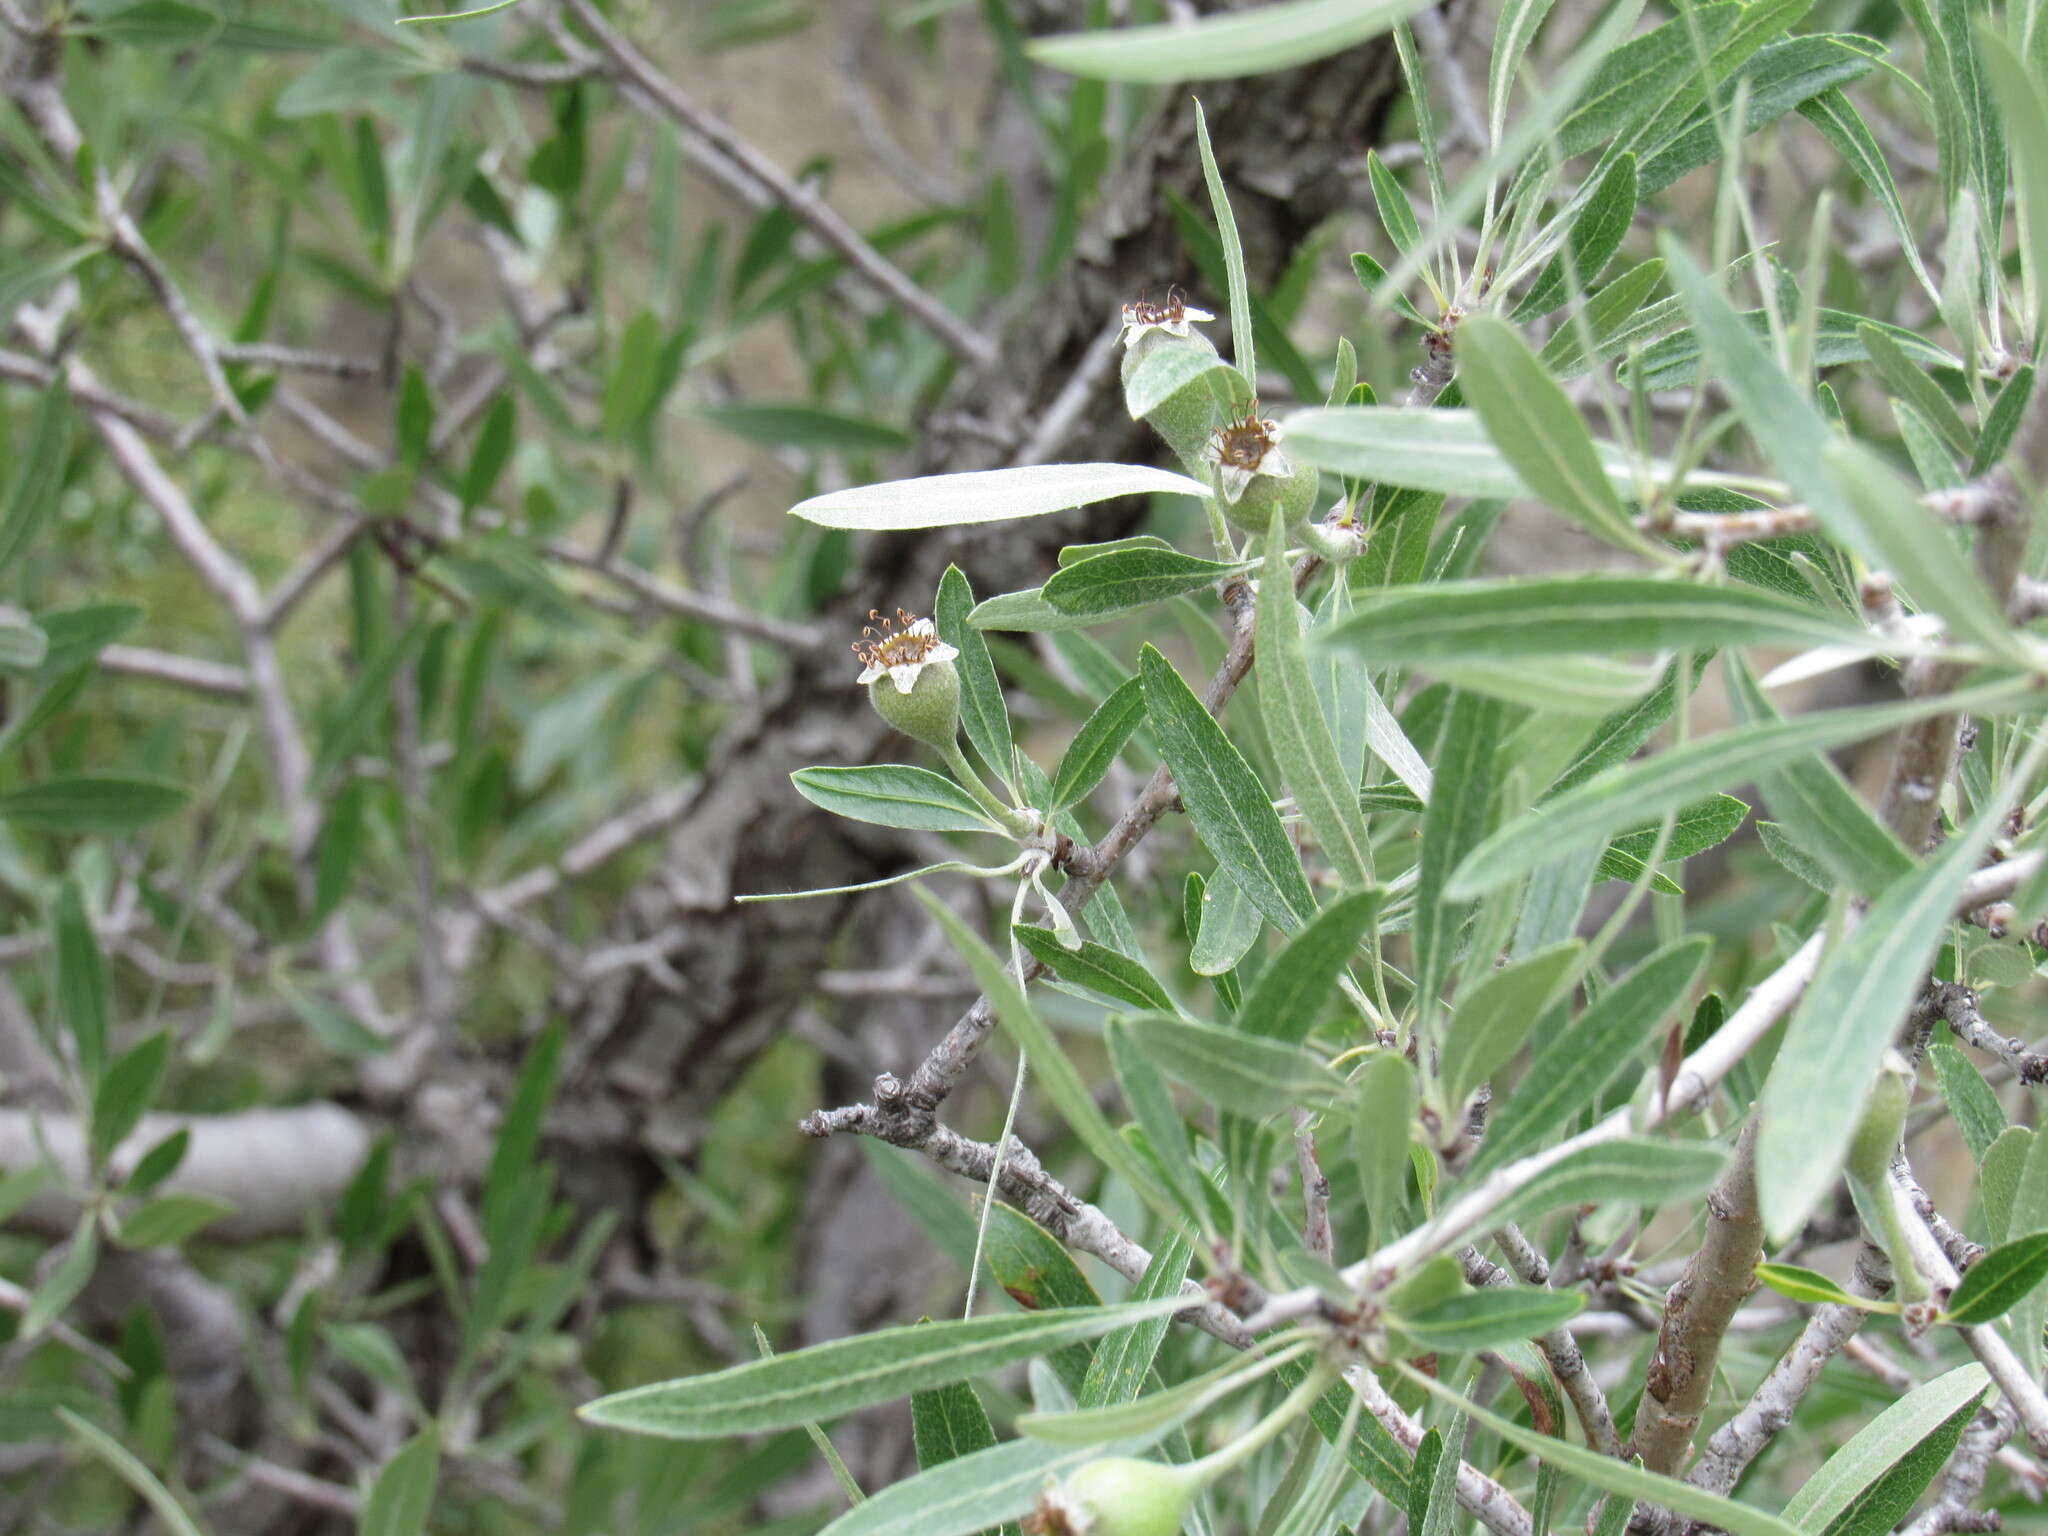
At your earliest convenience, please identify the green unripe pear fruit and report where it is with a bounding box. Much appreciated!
[1030,1457,1192,1536]
[1222,453,1319,538]
[867,656,960,748]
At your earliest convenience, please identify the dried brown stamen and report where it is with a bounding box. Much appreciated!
[851,608,940,671]
[1212,413,1279,472]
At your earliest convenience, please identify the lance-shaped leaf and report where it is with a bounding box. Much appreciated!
[1141,645,1316,932]
[1476,936,1710,1173]
[1027,0,1432,84]
[1941,1233,2048,1325]
[792,766,1003,835]
[1234,889,1380,1043]
[1120,1011,1342,1118]
[1758,785,2015,1241]
[1042,547,1247,619]
[582,1297,1189,1439]
[1781,1365,1988,1535]
[1449,679,2041,898]
[0,775,190,833]
[789,463,1207,531]
[1399,1366,1802,1536]
[1753,1264,1875,1310]
[1454,315,1646,552]
[1723,655,1913,897]
[1928,1043,2006,1164]
[1515,153,1638,319]
[1484,1137,1730,1234]
[1260,510,1374,890]
[1282,407,1529,499]
[936,567,1014,789]
[1392,1287,1585,1352]
[1437,940,1583,1116]
[1080,1232,1195,1408]
[1321,576,1876,664]
[1014,926,1175,1014]
[1050,675,1145,810]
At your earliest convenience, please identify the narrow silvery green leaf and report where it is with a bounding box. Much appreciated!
[912,1371,1000,1509]
[1043,548,1247,619]
[1753,1264,1869,1309]
[2005,1126,2048,1373]
[1026,0,1431,84]
[1490,0,1560,147]
[1392,1287,1584,1352]
[1416,691,1502,1007]
[1928,1042,2005,1163]
[1368,150,1419,253]
[1106,1020,1210,1231]
[968,587,1108,633]
[1598,796,1749,889]
[22,1216,98,1340]
[1192,100,1254,392]
[0,380,70,578]
[1189,867,1263,976]
[1454,316,1645,553]
[1014,926,1175,1013]
[1450,680,2041,898]
[1942,1233,2048,1324]
[1979,29,2048,338]
[0,775,190,833]
[361,1428,440,1536]
[1475,936,1711,1173]
[1758,788,2016,1241]
[790,463,1206,530]
[1353,1051,1418,1248]
[1780,1365,1987,1534]
[1554,4,1745,161]
[1982,1127,2034,1245]
[57,1409,205,1536]
[1027,1351,1276,1444]
[581,1297,1188,1440]
[1283,407,1527,499]
[1723,655,1914,897]
[936,567,1014,790]
[1970,364,2035,477]
[1321,576,1875,663]
[1234,889,1379,1044]
[1798,90,1939,302]
[1484,1138,1730,1235]
[1261,510,1374,890]
[55,879,109,1092]
[1438,941,1582,1116]
[911,889,1177,1225]
[1120,1011,1342,1118]
[1541,258,1668,379]
[1141,645,1316,933]
[1857,323,1972,457]
[1429,655,1659,717]
[792,766,1002,835]
[1399,1365,1802,1536]
[1826,439,2025,666]
[1515,152,1638,319]
[1081,1232,1194,1408]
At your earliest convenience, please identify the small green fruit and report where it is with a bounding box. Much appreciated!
[1028,1457,1192,1536]
[854,610,962,748]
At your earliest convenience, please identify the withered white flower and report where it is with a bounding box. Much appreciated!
[1117,294,1215,348]
[1205,413,1291,504]
[851,609,960,695]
